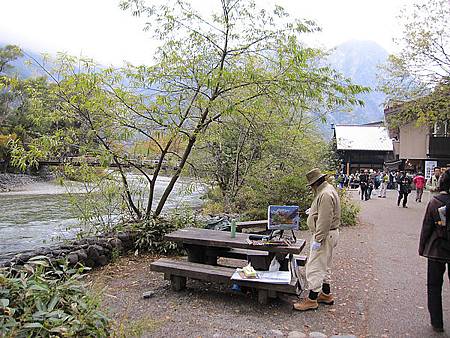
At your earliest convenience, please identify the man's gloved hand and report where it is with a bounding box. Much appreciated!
[311,241,321,250]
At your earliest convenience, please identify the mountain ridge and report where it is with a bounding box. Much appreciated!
[327,39,389,126]
[2,40,389,127]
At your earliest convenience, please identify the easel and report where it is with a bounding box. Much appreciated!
[267,229,297,243]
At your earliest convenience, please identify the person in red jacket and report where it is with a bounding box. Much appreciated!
[413,172,426,202]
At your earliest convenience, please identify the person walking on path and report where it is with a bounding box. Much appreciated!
[359,170,369,201]
[378,170,389,198]
[397,171,411,208]
[413,172,426,202]
[419,169,450,333]
[294,168,340,311]
[367,172,374,200]
[427,167,441,200]
[374,170,381,190]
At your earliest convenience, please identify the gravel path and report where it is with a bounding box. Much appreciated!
[89,189,449,337]
[356,189,449,337]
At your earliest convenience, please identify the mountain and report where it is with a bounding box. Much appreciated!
[3,40,389,126]
[327,40,389,125]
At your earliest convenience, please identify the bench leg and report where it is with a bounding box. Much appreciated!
[268,290,277,299]
[170,275,187,291]
[258,290,269,305]
[248,255,271,270]
[185,245,205,263]
[205,254,218,265]
[204,247,219,265]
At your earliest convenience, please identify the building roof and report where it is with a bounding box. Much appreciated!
[335,125,393,151]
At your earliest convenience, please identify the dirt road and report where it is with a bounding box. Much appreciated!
[356,189,449,337]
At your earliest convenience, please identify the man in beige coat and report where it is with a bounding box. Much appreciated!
[294,168,341,311]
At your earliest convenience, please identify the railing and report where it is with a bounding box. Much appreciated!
[37,156,180,171]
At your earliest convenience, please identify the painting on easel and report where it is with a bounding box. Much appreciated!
[267,205,299,230]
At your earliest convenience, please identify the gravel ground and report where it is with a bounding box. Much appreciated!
[89,189,449,337]
[356,189,449,337]
[0,173,53,192]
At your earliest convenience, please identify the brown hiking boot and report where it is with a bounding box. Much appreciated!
[293,298,318,311]
[317,292,334,305]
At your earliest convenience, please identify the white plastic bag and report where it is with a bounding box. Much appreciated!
[269,257,280,272]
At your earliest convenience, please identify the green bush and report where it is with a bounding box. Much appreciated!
[234,168,313,219]
[133,209,204,255]
[0,257,110,337]
[339,188,360,226]
[234,175,359,228]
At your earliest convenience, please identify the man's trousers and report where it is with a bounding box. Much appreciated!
[306,229,339,293]
[397,191,408,207]
[427,259,450,329]
[416,188,424,202]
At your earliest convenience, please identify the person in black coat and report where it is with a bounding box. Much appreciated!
[419,169,450,333]
[359,170,369,201]
[397,172,411,208]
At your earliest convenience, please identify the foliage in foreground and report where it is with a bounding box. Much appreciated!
[339,188,360,226]
[0,258,110,337]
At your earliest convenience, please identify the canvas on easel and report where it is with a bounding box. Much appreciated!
[267,205,299,230]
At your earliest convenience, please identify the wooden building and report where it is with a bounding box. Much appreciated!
[333,122,394,174]
[384,105,450,175]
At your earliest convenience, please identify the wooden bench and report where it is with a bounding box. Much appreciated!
[151,258,299,304]
[236,220,267,232]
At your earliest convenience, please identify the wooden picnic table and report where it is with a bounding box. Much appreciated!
[150,228,307,304]
[165,227,305,256]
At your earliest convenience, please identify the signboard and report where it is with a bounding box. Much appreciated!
[267,205,299,230]
[425,160,438,179]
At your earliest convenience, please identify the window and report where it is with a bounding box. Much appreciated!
[433,120,449,137]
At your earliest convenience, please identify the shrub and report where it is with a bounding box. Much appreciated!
[339,188,360,226]
[0,257,110,337]
[133,209,204,255]
[234,168,314,221]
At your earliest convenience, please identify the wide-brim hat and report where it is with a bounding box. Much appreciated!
[306,168,327,186]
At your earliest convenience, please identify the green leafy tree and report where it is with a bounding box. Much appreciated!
[0,45,23,170]
[0,45,22,74]
[379,0,450,126]
[0,45,49,171]
[12,0,366,222]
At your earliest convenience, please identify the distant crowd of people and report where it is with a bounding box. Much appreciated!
[335,167,449,208]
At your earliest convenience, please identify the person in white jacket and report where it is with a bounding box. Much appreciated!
[427,167,441,200]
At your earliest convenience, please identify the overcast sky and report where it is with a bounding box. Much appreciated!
[0,0,411,66]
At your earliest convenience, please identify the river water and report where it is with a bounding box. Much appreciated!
[0,176,206,259]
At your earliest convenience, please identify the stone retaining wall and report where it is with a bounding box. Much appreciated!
[1,231,138,268]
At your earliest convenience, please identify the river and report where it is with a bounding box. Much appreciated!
[0,175,206,259]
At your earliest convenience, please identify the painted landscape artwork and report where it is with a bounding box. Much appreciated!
[267,205,299,230]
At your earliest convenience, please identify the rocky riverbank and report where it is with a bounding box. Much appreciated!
[0,230,138,268]
[0,172,54,192]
